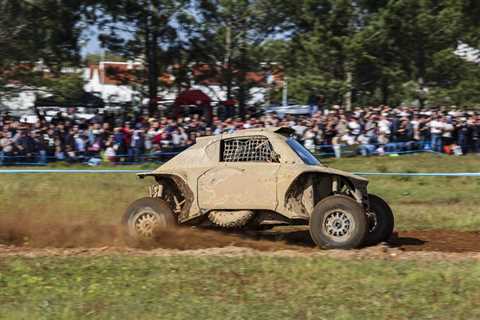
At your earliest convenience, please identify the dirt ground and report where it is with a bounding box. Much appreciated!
[1,214,480,260]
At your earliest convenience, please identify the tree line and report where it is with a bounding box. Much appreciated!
[1,0,480,114]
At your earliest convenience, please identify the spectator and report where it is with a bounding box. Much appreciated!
[430,116,444,152]
[1,105,480,166]
[0,131,14,165]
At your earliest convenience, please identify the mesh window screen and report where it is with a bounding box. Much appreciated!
[222,136,276,162]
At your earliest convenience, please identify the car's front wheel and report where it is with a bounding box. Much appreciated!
[122,197,176,240]
[309,195,367,249]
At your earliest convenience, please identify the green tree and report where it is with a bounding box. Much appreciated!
[94,0,192,115]
[360,0,480,106]
[84,52,125,65]
[0,0,87,100]
[277,0,364,107]
[193,0,291,115]
[279,0,480,107]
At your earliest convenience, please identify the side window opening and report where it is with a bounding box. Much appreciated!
[221,136,278,163]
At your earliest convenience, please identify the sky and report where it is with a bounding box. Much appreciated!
[82,37,101,55]
[81,25,102,56]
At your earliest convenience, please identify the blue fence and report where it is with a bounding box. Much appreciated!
[313,140,442,158]
[0,140,441,167]
[0,151,180,166]
[0,169,148,174]
[0,169,479,177]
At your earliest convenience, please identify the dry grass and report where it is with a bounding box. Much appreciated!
[1,154,479,230]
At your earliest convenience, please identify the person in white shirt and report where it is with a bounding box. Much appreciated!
[410,115,420,141]
[442,119,454,146]
[429,116,444,152]
[347,117,361,137]
[378,116,391,135]
[303,128,316,152]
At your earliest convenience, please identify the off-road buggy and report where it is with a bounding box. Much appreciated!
[123,127,394,249]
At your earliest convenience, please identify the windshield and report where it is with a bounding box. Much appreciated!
[286,138,320,165]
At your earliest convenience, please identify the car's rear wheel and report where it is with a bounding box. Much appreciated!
[122,197,176,240]
[364,194,394,246]
[309,195,367,249]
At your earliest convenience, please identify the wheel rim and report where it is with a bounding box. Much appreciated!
[130,208,160,238]
[323,209,355,240]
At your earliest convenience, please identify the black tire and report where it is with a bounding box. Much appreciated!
[309,195,368,249]
[364,194,394,246]
[122,197,176,240]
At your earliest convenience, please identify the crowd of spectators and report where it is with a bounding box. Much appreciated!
[1,105,480,165]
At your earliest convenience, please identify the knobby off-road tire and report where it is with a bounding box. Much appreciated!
[122,197,176,241]
[309,195,367,249]
[364,194,394,246]
[208,210,254,228]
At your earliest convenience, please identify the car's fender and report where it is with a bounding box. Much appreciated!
[137,170,200,222]
[275,164,369,220]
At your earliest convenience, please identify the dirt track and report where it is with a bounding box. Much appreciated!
[1,215,480,260]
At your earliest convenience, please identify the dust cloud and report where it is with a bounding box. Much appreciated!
[1,212,480,253]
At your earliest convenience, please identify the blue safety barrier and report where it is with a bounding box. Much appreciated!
[354,172,480,177]
[0,140,441,166]
[0,169,479,177]
[0,169,150,174]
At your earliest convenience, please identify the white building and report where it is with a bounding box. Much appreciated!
[83,61,272,106]
[2,61,275,114]
[83,61,142,104]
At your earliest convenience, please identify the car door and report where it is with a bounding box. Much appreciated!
[197,135,280,210]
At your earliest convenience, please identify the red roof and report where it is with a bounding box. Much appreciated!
[190,64,284,87]
[88,63,138,85]
[88,62,284,87]
[88,62,174,86]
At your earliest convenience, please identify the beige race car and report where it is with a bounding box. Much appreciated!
[123,127,394,249]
